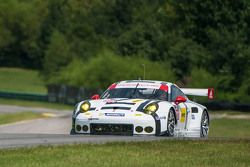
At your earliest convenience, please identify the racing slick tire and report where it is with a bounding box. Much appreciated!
[200,110,209,138]
[165,109,175,137]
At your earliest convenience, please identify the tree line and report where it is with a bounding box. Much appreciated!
[0,0,249,102]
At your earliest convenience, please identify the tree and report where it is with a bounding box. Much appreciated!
[0,0,48,68]
[43,30,72,82]
[56,50,176,89]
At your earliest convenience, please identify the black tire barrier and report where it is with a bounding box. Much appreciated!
[202,101,250,112]
[47,85,102,104]
[0,85,249,111]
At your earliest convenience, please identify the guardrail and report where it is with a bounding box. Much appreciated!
[0,85,249,111]
[0,91,48,101]
[0,85,102,105]
[47,85,102,104]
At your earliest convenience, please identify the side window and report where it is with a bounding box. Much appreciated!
[171,85,186,101]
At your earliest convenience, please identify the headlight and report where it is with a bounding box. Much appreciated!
[143,103,158,115]
[80,101,90,113]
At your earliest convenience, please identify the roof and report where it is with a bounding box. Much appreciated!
[118,80,173,86]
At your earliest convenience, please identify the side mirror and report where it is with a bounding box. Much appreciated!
[91,94,100,100]
[175,96,187,104]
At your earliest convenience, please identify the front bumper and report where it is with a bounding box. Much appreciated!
[73,112,156,135]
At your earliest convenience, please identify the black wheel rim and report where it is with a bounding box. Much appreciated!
[201,112,209,137]
[167,110,175,136]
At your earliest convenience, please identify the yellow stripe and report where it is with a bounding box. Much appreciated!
[132,99,144,103]
[180,108,186,123]
[42,113,56,118]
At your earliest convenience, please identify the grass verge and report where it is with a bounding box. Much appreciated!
[0,98,72,110]
[209,118,250,138]
[0,139,249,167]
[0,111,45,125]
[0,68,46,94]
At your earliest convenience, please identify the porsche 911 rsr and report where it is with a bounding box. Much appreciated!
[71,80,214,138]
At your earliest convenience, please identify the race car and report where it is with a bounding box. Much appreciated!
[71,80,214,137]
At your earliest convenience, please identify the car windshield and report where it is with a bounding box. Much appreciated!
[101,88,168,101]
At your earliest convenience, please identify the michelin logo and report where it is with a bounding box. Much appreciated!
[105,113,125,117]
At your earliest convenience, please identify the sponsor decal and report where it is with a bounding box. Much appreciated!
[116,83,161,89]
[106,102,135,105]
[104,99,116,103]
[192,114,195,120]
[175,109,180,120]
[132,99,144,103]
[88,118,99,120]
[159,116,166,120]
[84,113,91,115]
[105,113,125,117]
[180,108,186,123]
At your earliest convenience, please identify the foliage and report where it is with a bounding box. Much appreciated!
[43,30,72,80]
[56,50,176,89]
[0,0,249,102]
[0,0,48,68]
[187,68,219,88]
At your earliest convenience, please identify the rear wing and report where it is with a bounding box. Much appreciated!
[180,88,214,99]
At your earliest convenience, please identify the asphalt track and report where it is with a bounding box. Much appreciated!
[0,104,249,149]
[0,134,172,149]
[0,105,172,149]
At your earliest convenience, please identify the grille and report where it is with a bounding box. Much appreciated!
[90,123,133,136]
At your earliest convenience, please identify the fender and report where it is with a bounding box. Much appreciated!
[156,101,176,134]
[186,101,206,130]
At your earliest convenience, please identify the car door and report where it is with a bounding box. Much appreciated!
[170,85,189,131]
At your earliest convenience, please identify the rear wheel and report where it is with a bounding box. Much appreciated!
[166,109,175,137]
[200,111,209,138]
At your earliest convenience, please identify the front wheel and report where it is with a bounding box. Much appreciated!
[166,109,175,137]
[200,111,209,138]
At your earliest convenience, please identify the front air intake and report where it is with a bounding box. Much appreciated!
[90,123,133,136]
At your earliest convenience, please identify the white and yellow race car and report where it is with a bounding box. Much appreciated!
[71,80,214,137]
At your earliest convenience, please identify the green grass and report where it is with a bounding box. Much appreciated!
[0,68,46,94]
[210,110,250,115]
[209,118,250,138]
[0,98,72,110]
[0,112,249,167]
[0,111,45,125]
[0,139,249,167]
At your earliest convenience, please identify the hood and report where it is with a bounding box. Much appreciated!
[86,98,155,113]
